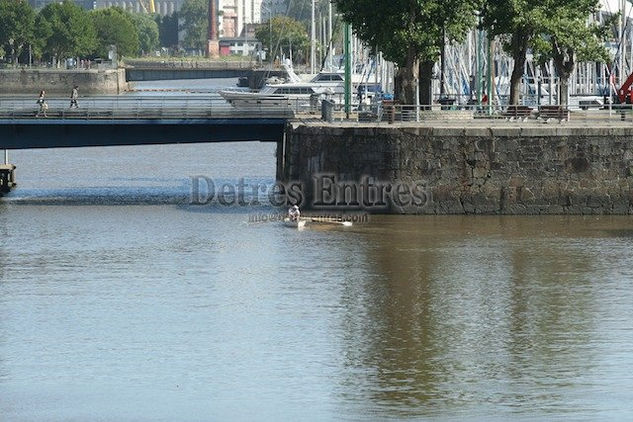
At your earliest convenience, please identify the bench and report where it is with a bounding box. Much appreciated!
[538,105,570,122]
[579,100,603,110]
[504,105,533,121]
[358,111,378,122]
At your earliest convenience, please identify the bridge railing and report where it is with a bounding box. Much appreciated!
[0,96,295,120]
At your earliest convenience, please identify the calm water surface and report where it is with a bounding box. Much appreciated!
[1,80,633,421]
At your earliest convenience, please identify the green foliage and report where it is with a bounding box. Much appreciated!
[156,13,179,48]
[534,0,610,64]
[483,0,547,104]
[334,0,479,103]
[484,0,609,64]
[180,0,208,50]
[536,0,610,104]
[131,13,159,54]
[255,16,310,62]
[335,0,478,66]
[90,7,139,58]
[0,0,36,64]
[32,13,52,61]
[38,0,97,62]
[482,0,611,104]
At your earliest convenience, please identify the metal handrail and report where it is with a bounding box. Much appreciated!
[334,102,633,124]
[0,96,296,120]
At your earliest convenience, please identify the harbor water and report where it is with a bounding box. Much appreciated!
[1,80,633,421]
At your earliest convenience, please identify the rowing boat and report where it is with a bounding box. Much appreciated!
[283,218,306,229]
[304,217,352,227]
[282,217,352,229]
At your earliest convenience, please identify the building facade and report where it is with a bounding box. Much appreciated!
[218,0,266,40]
[27,0,184,16]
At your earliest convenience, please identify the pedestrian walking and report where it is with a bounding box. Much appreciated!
[70,85,79,109]
[36,90,48,117]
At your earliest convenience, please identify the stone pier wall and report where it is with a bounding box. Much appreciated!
[279,123,633,214]
[0,68,128,95]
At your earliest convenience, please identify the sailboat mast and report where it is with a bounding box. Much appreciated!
[328,2,333,70]
[620,0,626,85]
[311,0,316,74]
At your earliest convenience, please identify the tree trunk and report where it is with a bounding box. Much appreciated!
[509,31,528,106]
[558,77,570,106]
[419,60,434,106]
[397,46,419,105]
[552,41,575,107]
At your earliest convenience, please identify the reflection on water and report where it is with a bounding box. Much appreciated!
[1,139,633,419]
[337,216,633,420]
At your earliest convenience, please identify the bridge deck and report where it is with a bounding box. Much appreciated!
[0,96,292,148]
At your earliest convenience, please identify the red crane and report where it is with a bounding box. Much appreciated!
[617,72,633,103]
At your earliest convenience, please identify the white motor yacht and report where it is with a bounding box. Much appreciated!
[219,60,367,108]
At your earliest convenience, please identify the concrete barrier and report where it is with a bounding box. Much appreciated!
[0,68,128,95]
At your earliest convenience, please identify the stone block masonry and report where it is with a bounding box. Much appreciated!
[0,68,128,95]
[278,123,633,215]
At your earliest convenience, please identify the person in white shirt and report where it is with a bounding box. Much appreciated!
[288,205,300,221]
[70,86,79,108]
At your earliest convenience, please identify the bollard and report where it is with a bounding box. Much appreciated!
[383,100,395,124]
[321,99,335,123]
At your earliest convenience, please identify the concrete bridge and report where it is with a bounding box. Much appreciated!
[0,96,294,193]
[0,96,292,149]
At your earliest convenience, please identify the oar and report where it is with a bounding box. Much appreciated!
[303,217,352,227]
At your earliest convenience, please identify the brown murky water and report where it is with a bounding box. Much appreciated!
[1,83,632,420]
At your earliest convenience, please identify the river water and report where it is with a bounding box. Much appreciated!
[1,79,633,421]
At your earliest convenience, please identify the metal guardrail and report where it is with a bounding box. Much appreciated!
[335,103,633,124]
[7,95,632,125]
[0,96,296,120]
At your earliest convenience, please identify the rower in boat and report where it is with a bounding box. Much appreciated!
[288,205,300,222]
[283,205,306,228]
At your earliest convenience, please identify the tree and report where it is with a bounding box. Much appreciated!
[0,0,36,65]
[32,13,53,62]
[255,16,310,63]
[334,0,479,104]
[91,7,139,58]
[132,13,159,55]
[156,13,179,49]
[38,1,96,66]
[483,0,546,105]
[483,0,610,106]
[180,0,208,50]
[534,0,611,106]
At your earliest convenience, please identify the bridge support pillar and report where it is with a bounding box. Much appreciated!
[276,131,289,183]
